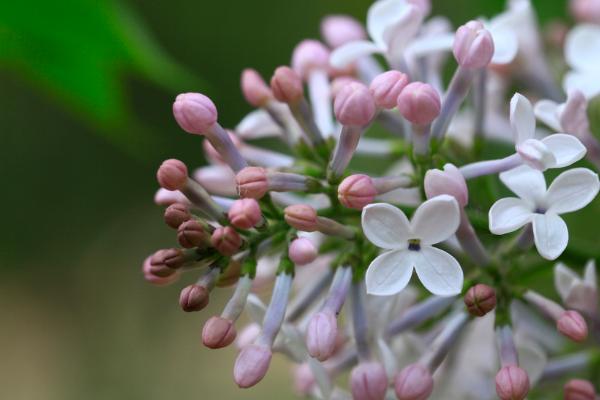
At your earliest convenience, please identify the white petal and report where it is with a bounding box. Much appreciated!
[510,93,536,145]
[384,5,423,60]
[516,139,557,170]
[365,250,414,296]
[413,246,463,296]
[554,262,579,302]
[362,203,411,249]
[532,213,569,260]
[330,41,382,69]
[563,70,600,100]
[533,100,562,132]
[584,260,597,288]
[515,337,547,385]
[489,28,518,65]
[410,195,460,245]
[541,134,586,168]
[546,168,600,214]
[235,110,284,139]
[499,165,547,204]
[489,197,534,235]
[405,33,454,59]
[565,24,600,72]
[367,0,411,48]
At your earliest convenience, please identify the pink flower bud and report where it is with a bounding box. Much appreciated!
[495,365,530,400]
[369,71,409,109]
[271,66,304,104]
[202,316,237,349]
[142,256,179,286]
[289,237,318,265]
[334,82,376,126]
[306,311,338,361]
[292,39,330,79]
[164,203,191,229]
[320,15,367,48]
[394,364,434,400]
[211,226,242,256]
[564,379,596,400]
[177,219,210,248]
[236,166,269,199]
[397,82,441,126]
[464,284,497,317]
[453,20,495,69]
[151,248,185,270]
[293,363,317,396]
[570,0,600,24]
[173,92,218,134]
[241,68,273,107]
[338,174,377,210]
[557,310,589,342]
[424,163,469,207]
[236,323,261,350]
[228,198,262,229]
[284,204,319,232]
[350,362,388,400]
[233,344,273,388]
[179,284,210,312]
[157,159,188,191]
[154,188,189,206]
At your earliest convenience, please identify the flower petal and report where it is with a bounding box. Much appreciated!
[516,139,557,170]
[365,250,414,296]
[554,262,579,302]
[330,41,382,69]
[541,134,586,168]
[515,336,547,385]
[489,27,518,65]
[362,203,411,249]
[413,246,463,296]
[384,5,423,61]
[565,24,600,72]
[405,33,454,59]
[532,213,569,260]
[367,0,411,48]
[510,93,536,145]
[489,197,534,235]
[546,168,600,214]
[235,110,284,139]
[410,195,460,245]
[499,165,547,204]
[563,70,600,100]
[584,260,597,288]
[533,100,562,132]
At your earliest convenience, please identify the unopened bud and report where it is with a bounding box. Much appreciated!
[570,0,600,24]
[150,248,185,270]
[464,284,496,317]
[424,163,469,207]
[202,316,237,349]
[350,362,388,400]
[338,174,377,210]
[271,66,304,104]
[236,166,269,199]
[177,219,210,248]
[397,82,441,126]
[291,40,330,79]
[142,256,179,286]
[289,237,318,265]
[334,82,376,126]
[157,159,188,191]
[179,284,210,312]
[211,226,243,256]
[173,92,218,134]
[453,20,495,69]
[164,203,191,229]
[321,15,366,48]
[557,310,589,342]
[241,68,273,107]
[233,344,273,388]
[394,363,434,400]
[369,71,409,109]
[284,204,319,232]
[564,379,596,400]
[495,365,530,400]
[228,198,262,229]
[306,311,338,361]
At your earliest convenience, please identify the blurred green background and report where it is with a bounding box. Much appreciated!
[0,1,572,399]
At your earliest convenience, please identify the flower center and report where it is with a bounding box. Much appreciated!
[534,207,546,214]
[408,239,421,251]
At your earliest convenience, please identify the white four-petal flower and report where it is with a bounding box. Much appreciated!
[554,260,597,315]
[362,195,464,296]
[510,93,586,170]
[489,166,600,260]
[564,24,600,99]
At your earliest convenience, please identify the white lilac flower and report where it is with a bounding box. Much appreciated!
[554,260,598,315]
[362,195,464,296]
[489,166,600,260]
[509,93,586,170]
[564,24,600,99]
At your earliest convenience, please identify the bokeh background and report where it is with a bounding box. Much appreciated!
[0,1,574,399]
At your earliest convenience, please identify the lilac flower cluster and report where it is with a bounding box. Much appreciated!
[143,0,600,398]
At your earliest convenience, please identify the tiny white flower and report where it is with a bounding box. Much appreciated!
[510,93,586,170]
[554,260,598,315]
[362,195,464,296]
[489,165,600,260]
[564,24,600,99]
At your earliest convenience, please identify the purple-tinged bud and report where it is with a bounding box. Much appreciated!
[453,20,494,69]
[154,188,189,206]
[157,159,188,191]
[241,68,273,107]
[284,204,319,232]
[495,365,530,400]
[464,284,496,317]
[369,71,409,110]
[177,219,210,248]
[271,66,304,104]
[570,0,600,24]
[202,316,237,349]
[233,344,273,388]
[142,256,180,286]
[173,92,218,134]
[150,248,185,270]
[236,166,269,199]
[179,284,210,312]
[211,226,242,256]
[289,237,318,266]
[236,323,261,350]
[397,82,441,126]
[394,364,434,400]
[306,311,338,361]
[292,40,331,79]
[338,174,377,210]
[424,164,469,207]
[350,362,388,400]
[321,15,367,48]
[228,198,262,229]
[564,379,596,400]
[334,82,376,126]
[293,363,317,396]
[164,203,191,229]
[557,310,589,342]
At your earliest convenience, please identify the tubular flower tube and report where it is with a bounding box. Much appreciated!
[139,1,600,398]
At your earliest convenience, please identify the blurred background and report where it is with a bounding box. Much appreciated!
[0,0,573,399]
